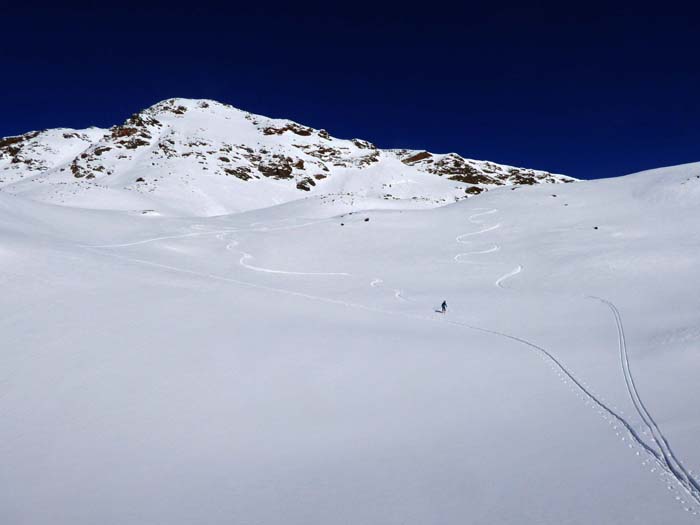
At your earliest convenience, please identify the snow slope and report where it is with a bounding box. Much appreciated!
[1,162,699,524]
[0,98,574,216]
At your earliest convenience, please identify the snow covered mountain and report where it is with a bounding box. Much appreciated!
[4,97,699,524]
[0,98,574,215]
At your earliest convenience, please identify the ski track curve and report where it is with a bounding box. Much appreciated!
[222,231,349,277]
[495,265,522,288]
[454,246,500,263]
[591,296,700,506]
[370,279,384,287]
[238,252,349,277]
[454,209,501,264]
[222,232,348,277]
[468,208,499,221]
[455,223,501,242]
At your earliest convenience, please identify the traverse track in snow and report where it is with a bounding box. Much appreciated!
[591,296,700,506]
[87,218,333,249]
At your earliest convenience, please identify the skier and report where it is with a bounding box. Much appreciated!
[441,300,447,314]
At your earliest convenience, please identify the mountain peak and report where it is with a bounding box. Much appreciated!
[142,97,237,116]
[0,98,574,216]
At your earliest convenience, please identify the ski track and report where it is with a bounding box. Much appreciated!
[87,219,333,249]
[238,252,349,277]
[455,223,501,242]
[222,231,349,276]
[83,244,700,518]
[468,208,499,221]
[454,209,501,263]
[370,279,383,287]
[87,229,241,248]
[591,296,700,506]
[495,265,523,288]
[454,247,500,263]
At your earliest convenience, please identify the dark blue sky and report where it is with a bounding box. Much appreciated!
[2,1,699,179]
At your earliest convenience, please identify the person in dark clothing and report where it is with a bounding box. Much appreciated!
[441,300,447,313]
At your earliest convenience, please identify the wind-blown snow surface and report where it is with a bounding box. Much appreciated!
[1,163,699,524]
